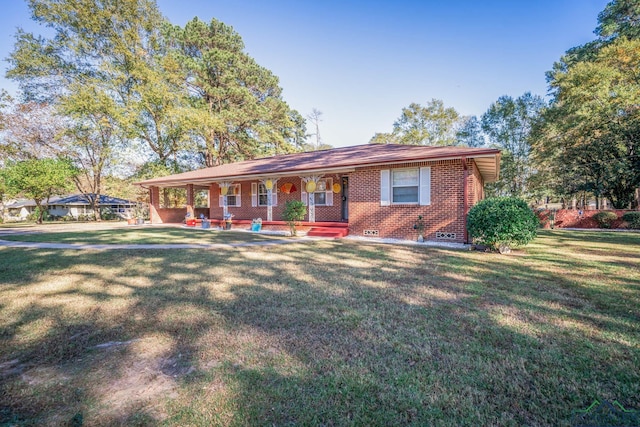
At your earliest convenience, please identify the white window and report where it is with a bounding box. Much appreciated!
[258,183,268,206]
[218,184,241,207]
[251,182,278,207]
[392,169,419,204]
[314,180,327,205]
[302,178,333,206]
[380,167,430,206]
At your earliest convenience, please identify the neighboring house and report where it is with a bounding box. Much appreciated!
[3,194,136,221]
[136,144,501,243]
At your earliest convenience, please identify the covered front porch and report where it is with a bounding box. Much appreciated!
[144,173,350,236]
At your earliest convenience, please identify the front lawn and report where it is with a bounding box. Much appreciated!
[0,230,638,425]
[0,226,284,245]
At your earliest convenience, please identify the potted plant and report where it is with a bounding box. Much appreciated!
[223,213,234,230]
[251,218,262,232]
[413,215,425,242]
[133,203,146,225]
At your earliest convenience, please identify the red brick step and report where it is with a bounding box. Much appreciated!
[307,226,349,238]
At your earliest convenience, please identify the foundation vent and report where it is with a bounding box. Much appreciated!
[436,232,457,240]
[363,230,379,236]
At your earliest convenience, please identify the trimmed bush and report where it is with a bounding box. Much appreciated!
[467,197,538,251]
[593,211,618,229]
[283,200,306,236]
[622,211,640,229]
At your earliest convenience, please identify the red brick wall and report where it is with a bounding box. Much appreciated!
[348,160,477,243]
[149,162,486,243]
[155,208,186,223]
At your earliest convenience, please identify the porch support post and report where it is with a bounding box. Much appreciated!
[208,184,216,219]
[260,178,278,221]
[186,184,195,219]
[302,175,322,223]
[461,157,469,244]
[149,186,161,224]
[219,182,232,218]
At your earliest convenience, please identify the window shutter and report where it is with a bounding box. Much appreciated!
[326,178,333,206]
[236,184,241,207]
[272,189,278,206]
[219,195,224,207]
[420,167,431,205]
[251,183,257,207]
[380,170,390,206]
[301,179,308,206]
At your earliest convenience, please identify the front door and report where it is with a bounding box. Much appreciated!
[341,176,349,221]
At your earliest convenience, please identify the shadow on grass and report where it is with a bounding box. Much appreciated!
[0,230,639,425]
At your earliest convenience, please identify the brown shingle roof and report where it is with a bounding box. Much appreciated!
[136,143,500,187]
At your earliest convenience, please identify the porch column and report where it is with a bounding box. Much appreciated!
[260,178,278,221]
[461,157,469,244]
[149,186,161,224]
[186,184,195,218]
[208,184,216,219]
[302,176,322,223]
[219,182,232,218]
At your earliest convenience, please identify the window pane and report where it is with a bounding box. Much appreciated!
[258,194,268,206]
[258,184,266,195]
[227,195,236,206]
[392,169,418,186]
[316,180,326,192]
[314,192,326,205]
[393,186,418,203]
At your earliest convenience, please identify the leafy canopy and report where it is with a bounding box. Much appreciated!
[369,100,460,146]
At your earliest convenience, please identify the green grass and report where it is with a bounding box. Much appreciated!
[0,230,639,426]
[0,227,284,245]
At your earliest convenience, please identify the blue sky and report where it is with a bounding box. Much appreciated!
[0,0,609,147]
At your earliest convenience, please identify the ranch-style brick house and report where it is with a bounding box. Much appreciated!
[136,144,500,243]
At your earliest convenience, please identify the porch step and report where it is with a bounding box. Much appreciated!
[307,226,349,238]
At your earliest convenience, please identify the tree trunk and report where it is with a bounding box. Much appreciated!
[92,194,102,222]
[35,200,43,224]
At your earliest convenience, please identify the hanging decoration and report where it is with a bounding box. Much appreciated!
[265,179,274,191]
[280,182,297,194]
[305,180,317,193]
[332,182,341,193]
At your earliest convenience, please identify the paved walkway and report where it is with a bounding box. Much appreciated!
[0,222,303,250]
[0,238,301,250]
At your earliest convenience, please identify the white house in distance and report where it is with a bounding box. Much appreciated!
[3,194,136,221]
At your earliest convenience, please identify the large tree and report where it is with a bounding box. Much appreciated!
[164,17,302,166]
[455,115,485,147]
[6,0,169,218]
[369,100,460,146]
[535,38,640,208]
[481,92,546,198]
[535,0,640,208]
[2,157,77,223]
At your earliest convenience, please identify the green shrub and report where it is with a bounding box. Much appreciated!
[467,197,538,250]
[593,211,618,228]
[27,206,51,223]
[622,211,640,229]
[283,200,306,236]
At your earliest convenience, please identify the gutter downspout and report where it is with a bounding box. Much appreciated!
[462,157,469,244]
